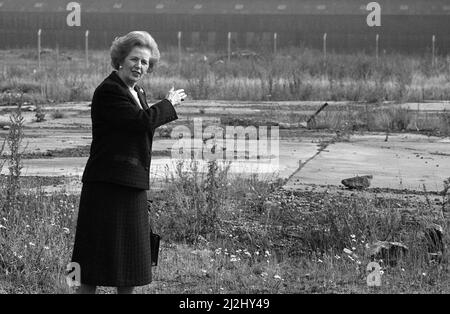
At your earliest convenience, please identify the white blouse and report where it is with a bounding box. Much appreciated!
[129,87,143,110]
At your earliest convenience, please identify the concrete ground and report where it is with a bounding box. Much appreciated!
[285,133,450,192]
[0,101,449,194]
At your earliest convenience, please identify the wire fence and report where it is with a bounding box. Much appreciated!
[20,29,447,71]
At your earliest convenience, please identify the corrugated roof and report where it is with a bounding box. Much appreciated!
[0,0,449,15]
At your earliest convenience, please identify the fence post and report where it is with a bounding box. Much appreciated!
[323,33,327,59]
[274,32,277,55]
[432,35,436,67]
[177,31,182,70]
[55,43,59,78]
[375,34,379,63]
[37,29,42,70]
[448,55,450,74]
[1,50,5,77]
[227,32,231,63]
[85,30,89,68]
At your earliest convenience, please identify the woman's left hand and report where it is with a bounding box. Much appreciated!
[166,87,187,106]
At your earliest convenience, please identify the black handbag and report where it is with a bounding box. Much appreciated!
[150,230,160,266]
[147,200,160,266]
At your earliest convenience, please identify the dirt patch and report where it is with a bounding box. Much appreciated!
[0,174,69,189]
[20,145,171,159]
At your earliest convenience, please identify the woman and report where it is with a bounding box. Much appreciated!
[71,31,186,294]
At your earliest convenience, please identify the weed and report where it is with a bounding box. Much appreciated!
[442,178,450,215]
[35,105,46,122]
[2,101,27,214]
[50,110,65,120]
[151,159,231,243]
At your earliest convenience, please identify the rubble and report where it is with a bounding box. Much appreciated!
[366,241,409,266]
[341,175,373,190]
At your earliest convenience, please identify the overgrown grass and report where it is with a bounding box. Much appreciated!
[0,158,448,293]
[138,169,450,294]
[1,47,450,104]
[218,104,450,135]
[0,87,449,294]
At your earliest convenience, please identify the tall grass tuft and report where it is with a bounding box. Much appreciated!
[150,160,231,243]
[2,99,26,214]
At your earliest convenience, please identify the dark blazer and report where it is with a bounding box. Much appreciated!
[81,71,178,190]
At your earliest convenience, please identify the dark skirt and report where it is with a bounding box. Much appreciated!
[71,181,152,287]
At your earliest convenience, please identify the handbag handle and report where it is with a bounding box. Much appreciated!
[147,199,161,266]
[146,199,156,232]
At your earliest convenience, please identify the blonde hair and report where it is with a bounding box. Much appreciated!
[110,31,160,73]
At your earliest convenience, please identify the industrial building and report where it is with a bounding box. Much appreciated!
[0,0,449,53]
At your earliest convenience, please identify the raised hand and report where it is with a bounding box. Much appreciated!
[166,87,187,106]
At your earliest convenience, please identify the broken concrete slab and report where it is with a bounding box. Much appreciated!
[285,133,450,192]
[341,175,373,190]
